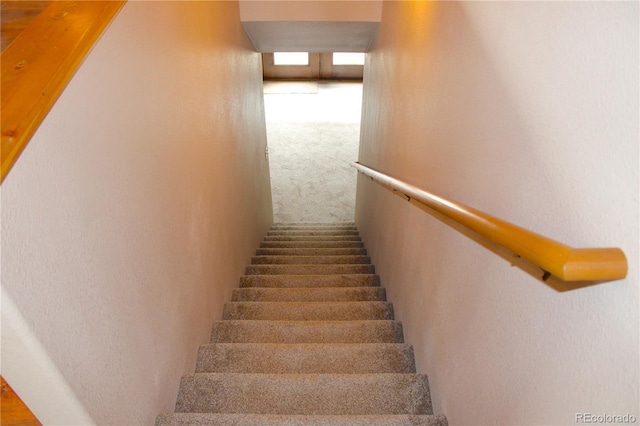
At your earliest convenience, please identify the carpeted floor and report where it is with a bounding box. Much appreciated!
[263,81,319,94]
[264,81,362,222]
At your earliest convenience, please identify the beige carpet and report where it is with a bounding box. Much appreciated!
[264,82,363,223]
[157,224,447,426]
[267,121,359,223]
[263,81,319,94]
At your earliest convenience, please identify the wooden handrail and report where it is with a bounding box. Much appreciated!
[1,1,125,183]
[352,162,627,283]
[1,376,41,425]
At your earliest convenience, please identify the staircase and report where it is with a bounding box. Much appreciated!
[157,222,447,425]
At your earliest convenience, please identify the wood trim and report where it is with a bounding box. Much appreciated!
[1,0,126,183]
[1,376,41,426]
[353,162,628,284]
[1,1,53,53]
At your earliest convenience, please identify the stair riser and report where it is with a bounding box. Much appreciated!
[272,222,356,226]
[270,226,358,232]
[268,231,360,236]
[160,222,445,425]
[256,248,367,256]
[251,256,371,265]
[210,321,404,344]
[239,275,380,288]
[264,236,362,242]
[245,265,375,275]
[175,374,433,415]
[232,287,386,302]
[223,302,394,321]
[261,241,364,249]
[157,413,449,426]
[195,343,416,374]
[273,222,355,227]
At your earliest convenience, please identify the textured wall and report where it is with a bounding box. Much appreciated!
[266,82,361,223]
[1,2,272,424]
[356,1,638,425]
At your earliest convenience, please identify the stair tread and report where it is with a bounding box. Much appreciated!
[265,235,361,238]
[261,242,365,248]
[175,373,432,415]
[273,222,355,226]
[270,228,358,233]
[232,287,386,302]
[268,230,360,235]
[224,301,392,305]
[210,320,404,343]
[245,264,375,275]
[271,224,357,228]
[223,301,394,321]
[251,255,371,265]
[157,413,448,426]
[195,343,415,373]
[240,274,380,288]
[256,248,367,255]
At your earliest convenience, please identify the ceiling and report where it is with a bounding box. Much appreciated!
[242,21,379,53]
[239,1,382,53]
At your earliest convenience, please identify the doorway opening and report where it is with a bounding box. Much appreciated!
[262,52,364,222]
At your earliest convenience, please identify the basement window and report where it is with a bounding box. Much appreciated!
[332,52,365,66]
[273,52,309,66]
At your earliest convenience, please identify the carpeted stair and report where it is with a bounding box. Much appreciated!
[157,222,447,425]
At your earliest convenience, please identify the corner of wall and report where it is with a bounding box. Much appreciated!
[1,287,94,425]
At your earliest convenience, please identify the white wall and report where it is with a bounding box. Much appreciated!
[356,1,638,425]
[0,1,272,424]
